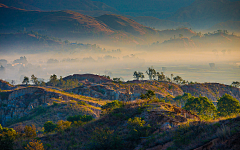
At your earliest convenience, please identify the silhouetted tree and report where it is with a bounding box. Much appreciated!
[49,74,58,86]
[22,76,29,85]
[31,74,39,85]
[113,78,121,82]
[133,71,144,80]
[140,73,145,80]
[156,72,165,81]
[173,76,183,84]
[146,67,156,80]
[11,80,15,85]
[171,74,174,82]
[166,77,171,82]
[231,81,240,88]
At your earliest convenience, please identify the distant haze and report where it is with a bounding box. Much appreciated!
[0,0,239,85]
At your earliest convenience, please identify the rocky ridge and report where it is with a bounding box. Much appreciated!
[0,86,106,126]
[65,76,240,102]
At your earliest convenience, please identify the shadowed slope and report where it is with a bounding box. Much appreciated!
[96,14,157,36]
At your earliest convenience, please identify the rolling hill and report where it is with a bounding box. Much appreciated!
[0,33,62,53]
[97,0,195,19]
[146,30,240,49]
[168,0,240,29]
[96,14,157,36]
[1,3,239,47]
[0,0,118,12]
[1,74,240,149]
[207,21,240,33]
[0,0,119,17]
[130,16,192,30]
[0,4,114,37]
[0,4,194,45]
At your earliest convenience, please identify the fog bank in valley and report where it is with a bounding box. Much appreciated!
[0,45,239,85]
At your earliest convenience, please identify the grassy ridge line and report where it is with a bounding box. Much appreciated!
[7,86,110,107]
[39,86,109,106]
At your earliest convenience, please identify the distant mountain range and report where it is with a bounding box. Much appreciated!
[130,16,192,31]
[0,1,240,48]
[97,0,196,19]
[0,0,117,12]
[0,4,197,45]
[168,0,240,29]
[0,0,240,31]
[0,0,196,19]
[96,14,157,36]
[0,4,113,37]
[0,0,119,17]
[207,21,240,33]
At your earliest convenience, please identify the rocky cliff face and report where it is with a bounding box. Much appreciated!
[68,80,184,101]
[68,80,240,102]
[0,87,102,126]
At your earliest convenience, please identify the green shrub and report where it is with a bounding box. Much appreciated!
[1,104,7,107]
[88,127,123,150]
[56,120,71,131]
[43,121,57,133]
[25,140,44,150]
[53,101,59,107]
[24,125,37,138]
[216,124,231,140]
[67,115,93,123]
[159,99,165,102]
[184,96,217,119]
[127,117,151,141]
[141,90,155,99]
[101,100,123,113]
[173,124,192,147]
[217,94,240,116]
[0,127,17,150]
[78,101,87,105]
[35,106,47,114]
[140,93,146,99]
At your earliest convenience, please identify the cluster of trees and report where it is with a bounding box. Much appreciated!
[22,75,45,86]
[133,67,187,84]
[0,124,43,150]
[0,114,94,149]
[183,94,240,120]
[231,81,240,88]
[21,73,239,90]
[133,71,145,80]
[43,115,93,133]
[22,74,82,90]
[43,120,71,133]
[174,93,192,107]
[48,75,82,90]
[67,115,93,123]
